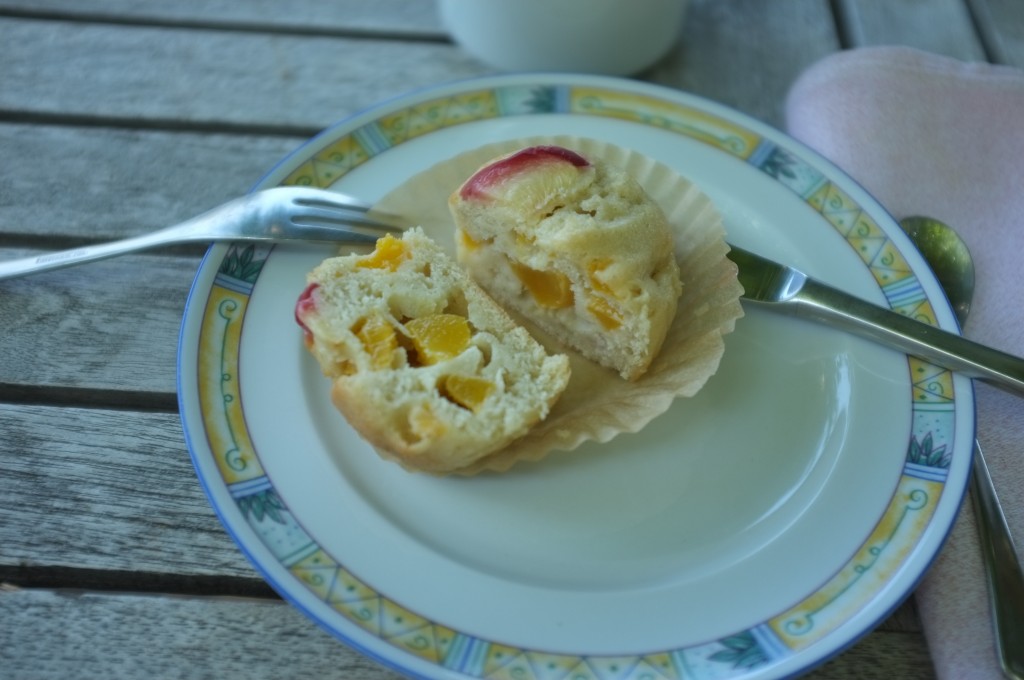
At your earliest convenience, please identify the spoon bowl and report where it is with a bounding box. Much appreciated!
[900,215,976,327]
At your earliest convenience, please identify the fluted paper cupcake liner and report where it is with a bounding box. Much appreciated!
[371,135,744,474]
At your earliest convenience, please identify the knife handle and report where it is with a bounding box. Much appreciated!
[793,279,1024,397]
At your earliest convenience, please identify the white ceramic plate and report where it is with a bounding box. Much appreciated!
[178,74,973,680]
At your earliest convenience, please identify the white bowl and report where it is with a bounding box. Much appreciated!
[439,0,688,76]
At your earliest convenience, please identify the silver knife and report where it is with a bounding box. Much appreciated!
[727,245,1024,396]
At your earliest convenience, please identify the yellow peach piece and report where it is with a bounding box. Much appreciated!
[511,262,574,309]
[357,233,408,271]
[457,228,486,252]
[441,375,494,412]
[409,403,446,442]
[405,314,472,365]
[351,315,397,369]
[587,296,624,330]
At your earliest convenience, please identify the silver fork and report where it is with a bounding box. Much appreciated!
[0,186,403,281]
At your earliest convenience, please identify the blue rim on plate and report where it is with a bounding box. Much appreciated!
[177,74,973,680]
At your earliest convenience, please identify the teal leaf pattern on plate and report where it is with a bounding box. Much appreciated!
[907,432,952,469]
[219,244,265,283]
[524,86,558,113]
[237,488,287,525]
[708,632,769,670]
[758,147,798,181]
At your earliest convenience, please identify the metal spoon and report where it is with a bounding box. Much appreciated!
[900,216,1024,680]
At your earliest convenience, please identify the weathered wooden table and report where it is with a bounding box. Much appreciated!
[2,2,1021,678]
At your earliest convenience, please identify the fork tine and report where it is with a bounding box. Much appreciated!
[278,185,383,213]
[272,184,369,205]
[293,193,373,213]
[288,204,405,233]
[278,186,404,233]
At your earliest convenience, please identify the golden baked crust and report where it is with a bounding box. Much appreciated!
[296,227,570,474]
[448,145,682,380]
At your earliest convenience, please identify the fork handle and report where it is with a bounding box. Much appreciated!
[791,279,1024,397]
[0,229,197,281]
[0,196,253,281]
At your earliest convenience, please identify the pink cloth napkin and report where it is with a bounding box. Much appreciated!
[785,46,1024,679]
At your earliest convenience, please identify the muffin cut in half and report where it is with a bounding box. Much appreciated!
[295,227,571,474]
[448,145,682,381]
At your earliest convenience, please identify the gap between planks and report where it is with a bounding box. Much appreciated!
[0,109,326,138]
[0,566,276,600]
[0,6,450,42]
[0,383,179,412]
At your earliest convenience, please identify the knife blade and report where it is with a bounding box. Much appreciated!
[726,244,1024,397]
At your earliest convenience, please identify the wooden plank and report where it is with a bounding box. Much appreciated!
[0,0,445,35]
[0,124,304,240]
[0,2,842,133]
[0,18,491,130]
[648,0,840,127]
[0,250,191,393]
[0,404,257,580]
[0,588,396,680]
[836,0,987,60]
[0,587,933,679]
[967,0,1024,66]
